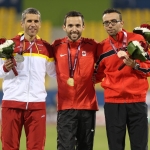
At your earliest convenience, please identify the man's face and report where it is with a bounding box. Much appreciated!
[63,16,85,42]
[21,14,41,38]
[102,12,123,37]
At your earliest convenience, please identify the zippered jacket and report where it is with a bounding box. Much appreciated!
[0,33,56,110]
[96,30,150,103]
[52,37,99,111]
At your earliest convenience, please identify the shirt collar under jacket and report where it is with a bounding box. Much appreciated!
[109,29,127,44]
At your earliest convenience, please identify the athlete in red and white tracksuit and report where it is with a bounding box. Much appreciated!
[52,37,98,150]
[0,33,56,149]
[96,30,150,150]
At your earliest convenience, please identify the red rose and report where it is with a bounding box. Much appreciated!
[139,41,148,52]
[0,38,6,44]
[140,24,150,30]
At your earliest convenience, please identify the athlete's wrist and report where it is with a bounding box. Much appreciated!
[133,62,140,70]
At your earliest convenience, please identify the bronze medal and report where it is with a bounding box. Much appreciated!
[67,78,74,86]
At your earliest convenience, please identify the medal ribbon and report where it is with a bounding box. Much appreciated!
[94,31,127,73]
[68,42,81,78]
[19,35,36,54]
[109,31,127,70]
[109,31,127,53]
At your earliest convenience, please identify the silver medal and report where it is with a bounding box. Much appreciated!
[14,54,24,62]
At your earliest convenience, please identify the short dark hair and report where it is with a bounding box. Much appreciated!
[21,7,41,22]
[63,10,84,26]
[102,8,122,21]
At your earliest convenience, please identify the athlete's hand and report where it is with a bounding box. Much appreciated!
[123,56,136,68]
[4,59,14,71]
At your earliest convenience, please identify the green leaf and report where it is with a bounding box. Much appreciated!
[0,43,14,59]
[144,32,150,43]
[131,49,147,61]
[127,41,147,61]
[127,42,137,55]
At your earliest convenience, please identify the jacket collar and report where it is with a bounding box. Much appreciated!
[63,37,82,47]
[109,29,127,43]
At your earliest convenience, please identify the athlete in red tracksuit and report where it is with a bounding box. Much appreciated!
[52,11,98,150]
[95,8,150,150]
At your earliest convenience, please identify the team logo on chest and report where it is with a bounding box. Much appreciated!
[82,51,86,56]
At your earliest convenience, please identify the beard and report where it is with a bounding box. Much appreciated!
[68,32,81,42]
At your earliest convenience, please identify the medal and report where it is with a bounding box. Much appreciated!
[67,41,81,87]
[14,54,24,62]
[67,78,74,86]
[16,35,35,63]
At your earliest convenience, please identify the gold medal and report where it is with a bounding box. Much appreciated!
[67,78,74,86]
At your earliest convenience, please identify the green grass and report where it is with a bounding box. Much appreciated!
[20,125,150,150]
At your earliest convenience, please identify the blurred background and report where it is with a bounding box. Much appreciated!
[0,0,150,125]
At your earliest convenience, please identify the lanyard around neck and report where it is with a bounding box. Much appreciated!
[109,31,127,53]
[94,31,127,74]
[68,42,81,78]
[19,35,36,54]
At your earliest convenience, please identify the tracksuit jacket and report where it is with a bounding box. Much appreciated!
[0,33,56,110]
[52,37,99,111]
[96,30,150,103]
